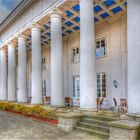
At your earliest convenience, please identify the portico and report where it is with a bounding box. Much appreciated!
[0,0,139,115]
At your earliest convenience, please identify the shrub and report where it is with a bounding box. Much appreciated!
[0,101,56,119]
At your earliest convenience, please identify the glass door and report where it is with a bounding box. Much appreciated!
[72,76,80,106]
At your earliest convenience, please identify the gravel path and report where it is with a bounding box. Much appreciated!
[0,111,102,140]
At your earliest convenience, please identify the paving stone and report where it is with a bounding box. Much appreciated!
[0,111,101,139]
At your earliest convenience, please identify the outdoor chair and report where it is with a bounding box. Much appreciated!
[72,97,80,107]
[96,98,100,109]
[113,98,121,112]
[77,98,80,106]
[65,97,73,107]
[97,98,104,109]
[43,96,51,105]
[120,98,128,113]
[27,96,32,103]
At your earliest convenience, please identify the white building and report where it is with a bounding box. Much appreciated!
[0,0,139,114]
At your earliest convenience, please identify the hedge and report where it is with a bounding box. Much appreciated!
[0,101,56,119]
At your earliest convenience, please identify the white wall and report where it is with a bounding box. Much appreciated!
[0,0,62,44]
[62,14,127,104]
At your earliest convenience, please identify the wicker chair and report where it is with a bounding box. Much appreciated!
[65,97,73,107]
[120,98,128,113]
[113,98,120,112]
[97,98,104,109]
[43,96,51,105]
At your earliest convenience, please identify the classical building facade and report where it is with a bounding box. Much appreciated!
[0,0,139,114]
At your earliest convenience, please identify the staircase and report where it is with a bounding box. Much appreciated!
[75,112,120,139]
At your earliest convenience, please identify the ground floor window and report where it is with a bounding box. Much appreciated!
[97,73,107,98]
[42,80,46,96]
[72,76,80,97]
[72,76,80,106]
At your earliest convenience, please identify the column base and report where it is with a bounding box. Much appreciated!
[79,108,98,116]
[17,98,28,103]
[31,100,43,105]
[50,105,65,108]
[17,101,28,104]
[0,99,7,101]
[31,103,43,105]
[7,100,16,102]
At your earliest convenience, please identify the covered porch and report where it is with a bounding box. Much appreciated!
[0,0,128,109]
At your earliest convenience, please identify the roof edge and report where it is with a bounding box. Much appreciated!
[0,0,36,34]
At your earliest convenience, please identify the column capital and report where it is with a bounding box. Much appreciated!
[7,43,16,48]
[17,33,27,41]
[49,9,62,19]
[30,23,41,31]
[0,49,6,53]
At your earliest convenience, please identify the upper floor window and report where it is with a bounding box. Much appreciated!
[96,37,106,58]
[72,47,80,63]
[97,73,107,98]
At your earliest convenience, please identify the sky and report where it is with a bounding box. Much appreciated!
[0,0,22,24]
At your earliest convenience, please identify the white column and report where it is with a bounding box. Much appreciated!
[31,25,42,104]
[50,10,64,107]
[80,0,96,109]
[0,50,7,100]
[8,44,16,101]
[127,0,140,114]
[17,36,27,102]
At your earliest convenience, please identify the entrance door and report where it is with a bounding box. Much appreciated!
[72,76,80,106]
[42,80,46,103]
[97,73,106,98]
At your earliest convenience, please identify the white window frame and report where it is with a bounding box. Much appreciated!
[97,73,107,98]
[71,46,80,64]
[72,75,80,106]
[72,75,80,97]
[96,35,107,58]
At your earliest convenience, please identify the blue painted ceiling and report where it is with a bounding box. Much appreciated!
[18,0,127,49]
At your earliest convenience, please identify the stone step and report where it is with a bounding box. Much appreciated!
[86,115,119,122]
[77,122,109,133]
[75,113,119,138]
[75,126,109,138]
[81,117,109,127]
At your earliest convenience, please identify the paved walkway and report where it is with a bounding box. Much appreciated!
[0,111,102,139]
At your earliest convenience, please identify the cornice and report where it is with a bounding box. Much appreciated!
[0,0,36,34]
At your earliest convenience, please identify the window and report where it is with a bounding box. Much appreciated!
[72,76,80,98]
[42,58,46,71]
[97,73,107,98]
[72,47,80,63]
[42,80,46,96]
[0,37,2,45]
[96,37,106,58]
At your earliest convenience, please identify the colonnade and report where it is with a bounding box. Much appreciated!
[0,0,139,114]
